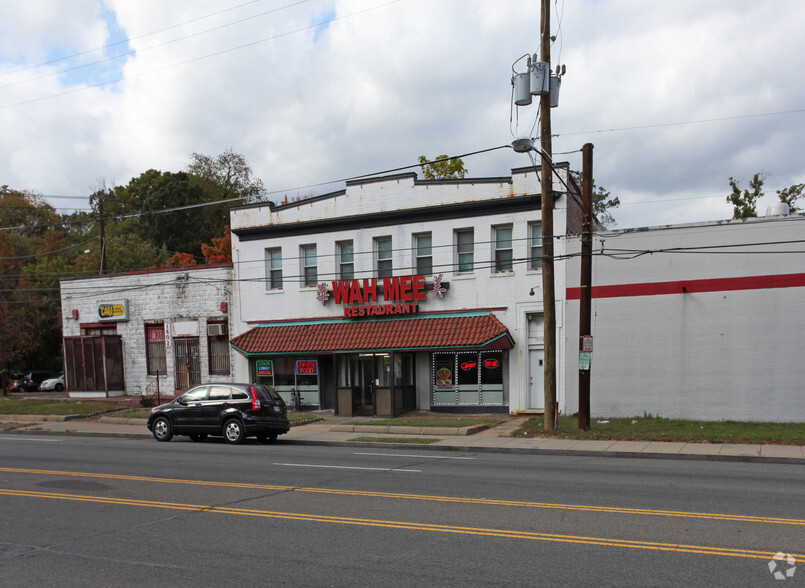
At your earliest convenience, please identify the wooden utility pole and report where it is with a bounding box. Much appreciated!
[98,196,107,275]
[540,0,557,430]
[578,143,593,430]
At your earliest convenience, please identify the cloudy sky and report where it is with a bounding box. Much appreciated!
[2,0,804,229]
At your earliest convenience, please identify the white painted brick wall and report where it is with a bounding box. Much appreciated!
[60,265,234,396]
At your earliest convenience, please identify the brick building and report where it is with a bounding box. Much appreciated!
[60,264,234,398]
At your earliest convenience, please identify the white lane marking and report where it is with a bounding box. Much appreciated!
[273,463,420,472]
[0,436,62,442]
[354,452,475,460]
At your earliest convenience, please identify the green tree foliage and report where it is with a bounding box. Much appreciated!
[569,172,621,228]
[727,173,804,218]
[727,173,765,219]
[0,187,64,370]
[418,155,468,180]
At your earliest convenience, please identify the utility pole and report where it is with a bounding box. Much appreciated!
[578,143,593,430]
[539,0,557,430]
[98,196,107,275]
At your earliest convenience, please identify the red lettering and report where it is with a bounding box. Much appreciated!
[332,280,350,304]
[363,279,377,303]
[461,361,478,371]
[399,275,412,301]
[348,280,363,303]
[383,277,399,301]
[413,275,426,300]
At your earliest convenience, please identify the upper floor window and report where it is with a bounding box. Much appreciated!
[337,240,354,280]
[455,229,474,273]
[529,223,543,270]
[494,226,513,272]
[301,244,317,286]
[414,233,432,276]
[375,237,392,278]
[265,248,283,290]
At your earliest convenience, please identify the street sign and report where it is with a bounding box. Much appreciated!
[579,352,591,371]
[581,335,594,352]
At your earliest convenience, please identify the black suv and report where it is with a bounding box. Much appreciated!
[147,383,290,444]
[21,370,55,392]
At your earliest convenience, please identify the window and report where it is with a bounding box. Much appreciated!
[432,351,504,406]
[207,322,230,375]
[529,223,543,270]
[494,226,513,272]
[414,233,432,276]
[145,323,166,375]
[455,229,474,273]
[375,237,392,278]
[301,244,317,286]
[265,248,283,290]
[337,240,354,280]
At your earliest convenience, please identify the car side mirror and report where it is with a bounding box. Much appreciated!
[177,398,187,406]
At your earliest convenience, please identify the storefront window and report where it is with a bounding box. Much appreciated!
[432,351,504,406]
[255,357,320,407]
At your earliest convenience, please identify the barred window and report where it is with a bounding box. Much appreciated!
[145,323,167,375]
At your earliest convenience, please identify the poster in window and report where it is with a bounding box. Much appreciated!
[435,359,453,387]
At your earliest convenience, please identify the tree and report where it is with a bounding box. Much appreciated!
[776,183,805,214]
[727,173,804,218]
[201,227,232,263]
[569,171,621,228]
[727,173,765,219]
[418,155,468,180]
[186,148,266,203]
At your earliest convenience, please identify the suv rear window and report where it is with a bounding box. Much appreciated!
[253,384,280,401]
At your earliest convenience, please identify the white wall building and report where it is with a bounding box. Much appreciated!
[563,213,805,422]
[60,264,234,398]
[229,167,578,415]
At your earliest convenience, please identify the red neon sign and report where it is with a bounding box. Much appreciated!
[460,361,477,371]
[483,359,500,369]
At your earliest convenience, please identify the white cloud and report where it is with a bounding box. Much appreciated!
[1,0,804,226]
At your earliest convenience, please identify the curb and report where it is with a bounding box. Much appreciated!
[329,423,488,436]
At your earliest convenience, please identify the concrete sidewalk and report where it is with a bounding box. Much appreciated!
[1,414,804,464]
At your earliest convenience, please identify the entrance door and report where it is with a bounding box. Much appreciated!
[528,349,545,410]
[351,356,374,415]
[174,337,201,391]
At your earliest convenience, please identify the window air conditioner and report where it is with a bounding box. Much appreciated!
[207,323,227,337]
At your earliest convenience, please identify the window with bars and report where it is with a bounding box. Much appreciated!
[375,237,392,278]
[494,226,513,272]
[145,323,167,375]
[414,233,432,276]
[301,244,317,286]
[337,240,354,280]
[265,248,283,290]
[455,229,474,273]
[207,323,230,375]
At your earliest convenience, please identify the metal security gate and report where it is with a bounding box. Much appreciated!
[173,337,201,391]
[63,335,125,395]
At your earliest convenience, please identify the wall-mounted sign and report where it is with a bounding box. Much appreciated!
[320,274,448,319]
[256,360,274,377]
[98,300,129,322]
[296,360,318,376]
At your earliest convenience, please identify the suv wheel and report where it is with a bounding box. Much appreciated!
[152,416,173,442]
[223,419,245,444]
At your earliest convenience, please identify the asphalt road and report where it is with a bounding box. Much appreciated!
[0,434,803,587]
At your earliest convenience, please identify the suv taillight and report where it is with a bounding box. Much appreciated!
[250,386,261,411]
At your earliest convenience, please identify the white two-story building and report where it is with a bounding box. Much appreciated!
[229,166,581,416]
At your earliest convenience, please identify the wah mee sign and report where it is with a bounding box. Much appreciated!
[319,274,447,318]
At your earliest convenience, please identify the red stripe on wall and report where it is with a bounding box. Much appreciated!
[566,273,805,300]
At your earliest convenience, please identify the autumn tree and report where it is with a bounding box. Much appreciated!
[418,155,468,180]
[201,227,232,263]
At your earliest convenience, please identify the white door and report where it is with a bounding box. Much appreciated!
[528,349,544,410]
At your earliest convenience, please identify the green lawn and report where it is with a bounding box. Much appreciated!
[516,415,805,445]
[0,398,126,416]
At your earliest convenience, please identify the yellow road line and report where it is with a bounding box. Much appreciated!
[1,466,803,527]
[0,487,801,562]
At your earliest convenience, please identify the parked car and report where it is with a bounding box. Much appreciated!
[7,373,24,392]
[147,383,290,444]
[39,372,65,392]
[20,370,55,392]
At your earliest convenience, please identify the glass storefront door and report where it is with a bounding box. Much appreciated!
[351,355,375,414]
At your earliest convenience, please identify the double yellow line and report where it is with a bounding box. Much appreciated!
[0,467,802,562]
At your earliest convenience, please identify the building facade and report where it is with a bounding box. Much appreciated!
[563,213,805,422]
[60,264,234,398]
[229,167,579,415]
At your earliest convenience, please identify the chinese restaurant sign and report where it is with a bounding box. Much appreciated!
[296,360,318,376]
[319,274,448,318]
